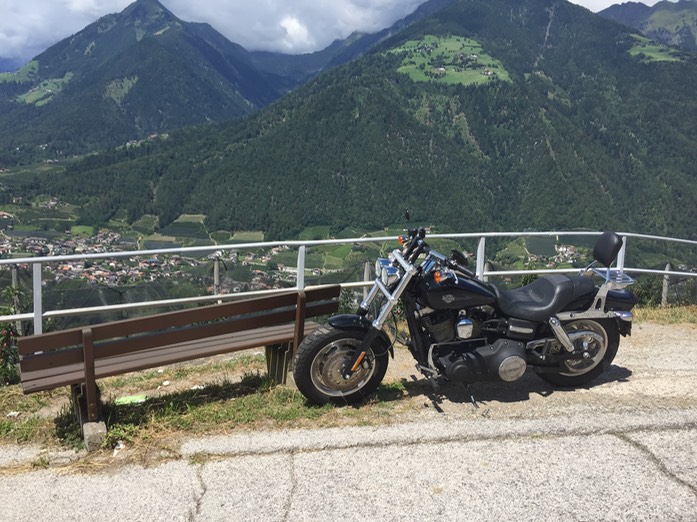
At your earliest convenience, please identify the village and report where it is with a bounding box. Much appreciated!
[0,223,303,296]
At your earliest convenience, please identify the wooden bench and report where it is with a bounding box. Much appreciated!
[18,285,341,431]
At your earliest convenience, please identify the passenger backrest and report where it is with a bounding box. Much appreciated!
[593,231,623,268]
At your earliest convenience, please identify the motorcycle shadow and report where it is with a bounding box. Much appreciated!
[381,364,633,406]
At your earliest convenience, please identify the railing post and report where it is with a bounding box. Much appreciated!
[483,262,492,283]
[11,265,21,333]
[617,235,627,273]
[214,257,221,293]
[213,256,222,303]
[363,260,371,301]
[297,246,306,290]
[476,237,486,280]
[32,262,42,335]
[662,262,672,307]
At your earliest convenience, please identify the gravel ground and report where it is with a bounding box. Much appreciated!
[381,321,697,420]
[0,322,696,521]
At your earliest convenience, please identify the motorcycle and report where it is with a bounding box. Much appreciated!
[293,225,636,405]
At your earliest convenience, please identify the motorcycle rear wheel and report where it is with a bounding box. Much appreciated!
[538,319,620,387]
[293,325,389,405]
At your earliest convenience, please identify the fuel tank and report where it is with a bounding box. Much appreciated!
[418,272,496,310]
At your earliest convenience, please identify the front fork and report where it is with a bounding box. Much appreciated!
[342,250,418,378]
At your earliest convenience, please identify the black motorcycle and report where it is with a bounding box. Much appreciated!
[293,227,636,405]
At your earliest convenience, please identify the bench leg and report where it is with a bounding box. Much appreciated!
[71,384,106,451]
[265,342,293,385]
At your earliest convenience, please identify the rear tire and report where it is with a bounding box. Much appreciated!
[537,319,619,387]
[293,325,389,405]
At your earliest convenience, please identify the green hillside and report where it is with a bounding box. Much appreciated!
[601,0,697,50]
[0,0,282,164]
[9,0,697,242]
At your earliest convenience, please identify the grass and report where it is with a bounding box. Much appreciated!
[105,76,138,105]
[0,60,38,84]
[71,225,95,237]
[1,307,695,458]
[633,305,697,324]
[16,73,74,106]
[232,231,264,242]
[132,214,159,234]
[389,35,511,85]
[298,226,331,241]
[0,346,419,454]
[629,35,683,63]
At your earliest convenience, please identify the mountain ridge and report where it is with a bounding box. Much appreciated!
[0,0,285,162]
[0,0,453,164]
[600,0,697,50]
[22,0,697,241]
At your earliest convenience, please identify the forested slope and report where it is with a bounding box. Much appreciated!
[27,0,697,240]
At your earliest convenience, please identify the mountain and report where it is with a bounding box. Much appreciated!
[0,0,284,163]
[13,0,697,241]
[0,0,454,165]
[0,58,24,73]
[600,0,697,50]
[247,0,458,93]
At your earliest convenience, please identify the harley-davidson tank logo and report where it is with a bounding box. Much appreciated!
[442,294,456,304]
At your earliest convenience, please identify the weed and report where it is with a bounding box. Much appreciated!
[102,423,141,449]
[188,452,210,466]
[31,454,50,469]
[0,287,21,386]
[54,404,84,450]
[634,305,697,324]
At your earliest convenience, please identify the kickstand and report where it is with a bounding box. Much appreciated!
[428,376,442,394]
[466,385,479,409]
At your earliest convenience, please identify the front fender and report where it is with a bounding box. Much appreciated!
[328,314,394,357]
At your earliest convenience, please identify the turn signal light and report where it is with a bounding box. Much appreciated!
[434,271,443,284]
[398,235,407,246]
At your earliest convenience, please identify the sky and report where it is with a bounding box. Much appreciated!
[0,0,671,65]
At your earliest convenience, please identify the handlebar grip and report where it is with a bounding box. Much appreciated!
[403,239,419,260]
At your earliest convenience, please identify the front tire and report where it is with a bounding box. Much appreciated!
[293,325,389,405]
[538,319,620,387]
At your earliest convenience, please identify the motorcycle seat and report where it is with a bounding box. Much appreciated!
[492,274,595,322]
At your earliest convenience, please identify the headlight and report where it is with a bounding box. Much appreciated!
[375,258,400,286]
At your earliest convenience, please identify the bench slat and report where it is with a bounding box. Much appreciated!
[19,301,338,374]
[18,285,341,399]
[18,285,340,355]
[21,322,320,393]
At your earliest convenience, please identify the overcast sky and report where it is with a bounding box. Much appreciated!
[0,0,670,65]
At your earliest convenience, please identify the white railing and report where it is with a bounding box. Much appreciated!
[1,231,696,334]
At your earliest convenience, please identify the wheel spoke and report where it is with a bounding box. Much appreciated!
[310,338,376,397]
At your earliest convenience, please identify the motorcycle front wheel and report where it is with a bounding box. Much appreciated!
[538,319,620,387]
[293,325,389,405]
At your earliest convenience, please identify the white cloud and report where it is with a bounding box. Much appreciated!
[279,16,314,51]
[568,0,666,11]
[0,1,679,65]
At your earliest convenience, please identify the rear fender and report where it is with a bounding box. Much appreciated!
[328,314,394,357]
[615,312,633,337]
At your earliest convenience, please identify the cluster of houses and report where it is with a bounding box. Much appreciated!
[50,254,202,287]
[2,227,300,294]
[1,230,128,259]
[524,243,580,269]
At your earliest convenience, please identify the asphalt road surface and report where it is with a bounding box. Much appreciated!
[1,322,696,521]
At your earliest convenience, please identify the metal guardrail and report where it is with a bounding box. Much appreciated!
[1,231,696,334]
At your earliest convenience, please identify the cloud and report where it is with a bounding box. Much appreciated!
[1,0,132,62]
[567,0,666,11]
[0,0,677,64]
[0,0,431,62]
[170,0,429,54]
